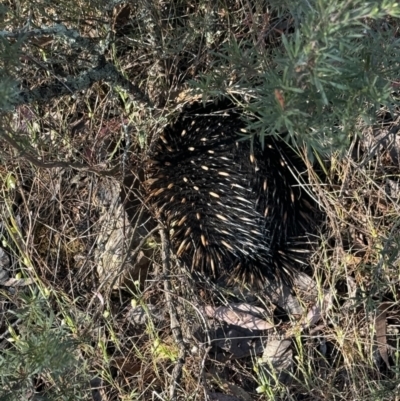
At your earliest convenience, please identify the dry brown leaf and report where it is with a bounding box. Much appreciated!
[302,290,333,329]
[260,339,292,371]
[204,305,274,331]
[232,303,268,316]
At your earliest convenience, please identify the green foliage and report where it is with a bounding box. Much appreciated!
[193,0,400,156]
[0,292,90,401]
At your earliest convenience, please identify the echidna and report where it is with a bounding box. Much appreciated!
[145,100,316,287]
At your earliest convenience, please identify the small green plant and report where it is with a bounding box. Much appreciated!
[193,0,400,157]
[0,292,90,401]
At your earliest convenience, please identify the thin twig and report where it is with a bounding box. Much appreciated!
[5,59,151,109]
[160,227,186,400]
[0,130,120,177]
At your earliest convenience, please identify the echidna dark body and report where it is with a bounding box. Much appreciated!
[146,101,315,288]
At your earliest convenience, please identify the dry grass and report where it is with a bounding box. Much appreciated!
[1,1,400,400]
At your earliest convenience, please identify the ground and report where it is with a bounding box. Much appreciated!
[1,1,400,400]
